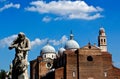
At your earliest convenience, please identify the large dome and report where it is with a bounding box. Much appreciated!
[65,40,80,49]
[65,31,80,49]
[41,44,56,53]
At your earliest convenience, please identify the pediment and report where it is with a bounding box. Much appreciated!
[81,43,100,50]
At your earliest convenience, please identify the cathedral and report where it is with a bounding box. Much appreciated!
[30,28,120,79]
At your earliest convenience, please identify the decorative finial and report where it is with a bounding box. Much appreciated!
[88,42,91,45]
[88,42,91,49]
[70,30,74,40]
[71,30,72,34]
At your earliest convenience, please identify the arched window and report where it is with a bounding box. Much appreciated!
[101,39,103,44]
[72,71,76,77]
[104,71,107,77]
[44,55,46,58]
[104,39,106,42]
[52,55,54,58]
[104,39,106,44]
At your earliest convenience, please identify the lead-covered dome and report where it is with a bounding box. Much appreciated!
[58,47,66,55]
[64,31,80,50]
[41,44,56,53]
[65,40,80,49]
[58,47,66,53]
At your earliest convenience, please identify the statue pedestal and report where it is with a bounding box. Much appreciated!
[12,58,29,79]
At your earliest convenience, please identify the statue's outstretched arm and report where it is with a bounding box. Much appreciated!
[8,38,18,50]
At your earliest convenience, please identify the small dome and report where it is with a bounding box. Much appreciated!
[58,47,66,54]
[65,40,80,49]
[41,44,56,53]
[100,27,105,33]
[99,27,106,36]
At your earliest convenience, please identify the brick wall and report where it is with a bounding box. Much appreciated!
[55,67,64,79]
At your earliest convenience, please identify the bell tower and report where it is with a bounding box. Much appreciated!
[98,28,107,51]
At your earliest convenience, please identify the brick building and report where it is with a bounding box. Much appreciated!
[30,28,120,79]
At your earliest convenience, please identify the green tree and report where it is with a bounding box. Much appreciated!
[0,70,6,79]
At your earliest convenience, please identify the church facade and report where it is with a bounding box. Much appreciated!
[30,28,120,79]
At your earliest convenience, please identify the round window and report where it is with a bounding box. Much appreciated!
[46,62,53,69]
[87,56,93,61]
[47,62,51,67]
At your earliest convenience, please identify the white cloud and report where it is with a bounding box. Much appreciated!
[31,35,68,48]
[31,35,68,47]
[0,3,20,12]
[0,35,47,48]
[25,1,103,20]
[0,35,17,48]
[31,38,48,48]
[0,35,68,48]
[49,35,68,46]
[42,16,52,22]
[69,13,103,20]
[60,35,68,44]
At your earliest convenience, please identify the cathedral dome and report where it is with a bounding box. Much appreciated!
[65,40,80,49]
[64,31,80,50]
[41,44,56,53]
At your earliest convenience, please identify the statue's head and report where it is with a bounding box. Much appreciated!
[18,32,25,41]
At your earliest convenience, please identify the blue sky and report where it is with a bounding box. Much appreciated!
[0,0,120,72]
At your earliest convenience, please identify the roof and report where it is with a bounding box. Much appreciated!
[65,39,80,49]
[81,43,100,50]
[41,44,56,53]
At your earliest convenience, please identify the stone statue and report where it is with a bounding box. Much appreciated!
[9,32,31,79]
